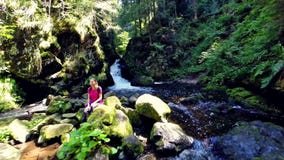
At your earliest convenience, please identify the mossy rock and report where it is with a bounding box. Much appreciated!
[131,75,154,86]
[114,104,142,127]
[104,96,122,108]
[122,135,144,159]
[87,105,133,139]
[135,94,171,122]
[39,123,73,143]
[47,96,72,114]
[226,87,269,111]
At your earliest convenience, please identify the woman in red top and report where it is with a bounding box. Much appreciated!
[83,78,103,121]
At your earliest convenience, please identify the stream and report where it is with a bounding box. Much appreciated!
[107,59,284,159]
[108,59,284,140]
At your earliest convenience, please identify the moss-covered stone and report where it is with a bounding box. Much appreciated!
[46,96,72,114]
[104,96,122,108]
[226,87,269,111]
[135,94,171,122]
[87,105,133,139]
[122,135,144,158]
[131,75,154,86]
[39,123,73,143]
[150,122,194,153]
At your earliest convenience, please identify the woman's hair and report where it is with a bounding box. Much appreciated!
[90,78,98,83]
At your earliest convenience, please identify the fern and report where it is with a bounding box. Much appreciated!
[260,60,284,89]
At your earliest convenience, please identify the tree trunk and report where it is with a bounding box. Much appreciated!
[193,0,198,20]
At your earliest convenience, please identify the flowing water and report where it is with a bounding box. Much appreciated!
[108,60,284,140]
[107,59,153,97]
[107,59,284,159]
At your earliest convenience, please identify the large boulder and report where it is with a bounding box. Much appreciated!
[135,94,171,122]
[214,121,284,159]
[104,96,122,108]
[30,113,61,134]
[0,143,21,160]
[8,119,30,143]
[150,122,194,153]
[38,123,74,144]
[87,105,133,139]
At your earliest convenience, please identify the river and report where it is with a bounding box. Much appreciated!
[107,59,284,140]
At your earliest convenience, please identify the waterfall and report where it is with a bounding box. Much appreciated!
[108,59,151,91]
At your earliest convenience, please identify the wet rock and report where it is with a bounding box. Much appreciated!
[121,135,145,159]
[129,93,140,106]
[86,148,109,160]
[150,122,194,153]
[131,75,154,86]
[179,93,205,105]
[8,119,30,143]
[214,120,284,159]
[136,153,157,160]
[135,94,171,122]
[0,143,21,160]
[170,140,218,160]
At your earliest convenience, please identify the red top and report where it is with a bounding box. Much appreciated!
[88,87,103,104]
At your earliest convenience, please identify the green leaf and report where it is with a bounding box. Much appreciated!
[109,147,118,155]
[261,60,284,89]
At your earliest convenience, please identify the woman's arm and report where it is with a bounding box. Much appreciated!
[87,93,90,107]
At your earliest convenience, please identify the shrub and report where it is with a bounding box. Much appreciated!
[57,122,117,160]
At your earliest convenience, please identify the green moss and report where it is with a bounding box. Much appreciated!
[122,135,144,158]
[226,87,269,111]
[88,105,133,138]
[136,103,159,120]
[226,87,252,99]
[104,96,122,108]
[27,113,47,129]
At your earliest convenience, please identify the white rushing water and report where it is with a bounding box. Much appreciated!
[108,59,151,91]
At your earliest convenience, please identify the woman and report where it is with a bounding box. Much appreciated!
[83,78,103,121]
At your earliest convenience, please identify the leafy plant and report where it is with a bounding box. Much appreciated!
[0,77,24,113]
[57,122,117,160]
[0,127,12,143]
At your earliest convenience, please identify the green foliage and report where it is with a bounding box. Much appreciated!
[0,127,12,143]
[57,122,117,160]
[182,0,284,90]
[26,114,47,129]
[47,97,72,114]
[0,25,16,40]
[0,77,24,113]
[115,30,130,56]
[226,87,269,110]
[84,74,106,86]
